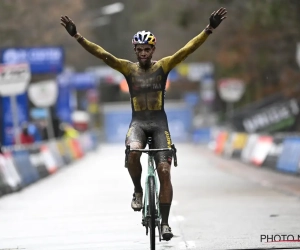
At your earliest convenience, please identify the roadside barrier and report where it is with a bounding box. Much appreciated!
[276,137,300,174]
[12,148,40,187]
[0,153,22,194]
[249,135,273,166]
[263,135,284,170]
[192,128,212,144]
[223,132,248,158]
[208,128,300,176]
[40,144,58,174]
[0,131,100,198]
[241,134,259,163]
[214,131,229,155]
[28,147,49,179]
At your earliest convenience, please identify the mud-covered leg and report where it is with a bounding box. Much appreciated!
[154,128,174,240]
[157,161,173,226]
[127,141,143,193]
[125,125,146,211]
[156,159,173,240]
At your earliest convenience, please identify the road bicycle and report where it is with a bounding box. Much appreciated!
[125,137,177,250]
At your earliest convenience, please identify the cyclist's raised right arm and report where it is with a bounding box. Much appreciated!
[74,33,130,75]
[60,15,130,75]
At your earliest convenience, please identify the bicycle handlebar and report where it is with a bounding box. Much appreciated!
[129,148,173,152]
[124,144,178,168]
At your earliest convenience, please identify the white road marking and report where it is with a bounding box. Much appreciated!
[179,241,196,249]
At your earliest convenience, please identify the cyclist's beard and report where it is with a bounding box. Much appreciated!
[138,56,152,69]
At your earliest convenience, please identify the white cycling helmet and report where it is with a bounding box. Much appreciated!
[132,30,156,46]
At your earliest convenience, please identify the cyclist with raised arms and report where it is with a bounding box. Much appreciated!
[61,7,227,241]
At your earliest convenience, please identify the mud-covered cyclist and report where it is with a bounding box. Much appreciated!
[60,7,227,241]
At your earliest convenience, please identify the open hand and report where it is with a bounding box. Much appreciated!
[60,16,77,37]
[209,7,227,29]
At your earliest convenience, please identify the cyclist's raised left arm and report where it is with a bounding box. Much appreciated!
[160,7,227,73]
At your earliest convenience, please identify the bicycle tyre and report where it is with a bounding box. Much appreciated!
[148,175,156,250]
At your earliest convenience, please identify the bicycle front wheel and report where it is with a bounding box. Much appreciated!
[148,175,156,250]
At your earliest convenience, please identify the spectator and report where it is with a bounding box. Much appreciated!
[28,122,42,142]
[19,124,34,145]
[60,123,79,139]
[52,115,64,138]
[41,116,64,140]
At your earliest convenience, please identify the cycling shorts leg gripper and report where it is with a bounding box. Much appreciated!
[125,125,147,147]
[152,128,173,165]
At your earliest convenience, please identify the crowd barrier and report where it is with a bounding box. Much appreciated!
[208,127,300,176]
[0,130,100,197]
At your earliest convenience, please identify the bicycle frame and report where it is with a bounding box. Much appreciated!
[142,151,161,238]
[124,140,177,242]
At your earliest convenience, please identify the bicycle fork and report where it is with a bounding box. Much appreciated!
[141,174,162,241]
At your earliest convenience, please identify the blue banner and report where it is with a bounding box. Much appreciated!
[30,108,48,120]
[55,72,98,123]
[276,137,300,174]
[1,93,29,146]
[166,108,192,142]
[70,73,97,90]
[192,128,212,144]
[12,149,39,186]
[104,110,132,143]
[56,74,72,123]
[103,104,192,143]
[1,47,64,74]
[184,92,200,107]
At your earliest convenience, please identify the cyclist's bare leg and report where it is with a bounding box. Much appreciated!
[157,161,173,226]
[152,127,174,239]
[127,141,143,193]
[125,125,146,194]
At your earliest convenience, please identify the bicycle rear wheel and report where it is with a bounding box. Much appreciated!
[148,175,156,250]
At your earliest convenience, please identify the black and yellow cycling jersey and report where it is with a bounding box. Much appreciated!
[77,30,209,119]
[77,29,210,158]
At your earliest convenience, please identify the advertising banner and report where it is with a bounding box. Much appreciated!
[241,134,259,163]
[250,135,273,166]
[70,72,97,90]
[0,154,21,192]
[1,47,64,74]
[263,135,284,169]
[243,99,300,133]
[166,108,192,142]
[217,78,245,103]
[0,63,31,96]
[12,149,40,186]
[28,80,58,107]
[103,110,131,143]
[276,137,300,174]
[223,132,248,158]
[1,92,29,145]
[56,74,72,123]
[28,148,49,178]
[103,102,192,143]
[55,72,98,123]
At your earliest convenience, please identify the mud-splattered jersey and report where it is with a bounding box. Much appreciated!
[77,30,209,120]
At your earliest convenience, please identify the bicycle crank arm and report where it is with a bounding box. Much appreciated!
[158,222,162,241]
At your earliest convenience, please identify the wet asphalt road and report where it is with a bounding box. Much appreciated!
[0,143,300,250]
